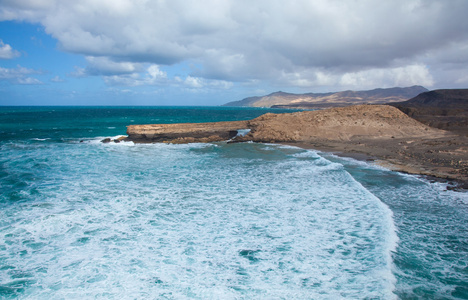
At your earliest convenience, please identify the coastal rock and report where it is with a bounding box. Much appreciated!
[126,105,444,145]
[100,136,129,143]
[127,121,248,143]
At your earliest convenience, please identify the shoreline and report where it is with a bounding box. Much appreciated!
[282,138,468,190]
[124,105,467,190]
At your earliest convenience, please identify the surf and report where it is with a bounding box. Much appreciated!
[0,141,398,298]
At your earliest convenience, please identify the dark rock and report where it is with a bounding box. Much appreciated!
[390,89,468,136]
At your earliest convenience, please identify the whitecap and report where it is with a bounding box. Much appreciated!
[0,141,401,298]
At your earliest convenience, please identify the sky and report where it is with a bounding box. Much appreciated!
[1,0,468,106]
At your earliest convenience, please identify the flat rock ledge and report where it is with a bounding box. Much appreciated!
[127,120,249,144]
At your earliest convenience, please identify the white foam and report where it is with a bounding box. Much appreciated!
[236,129,251,137]
[0,142,400,298]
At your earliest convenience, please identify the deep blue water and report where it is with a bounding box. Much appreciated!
[0,106,467,299]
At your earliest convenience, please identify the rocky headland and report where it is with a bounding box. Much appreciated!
[125,104,468,187]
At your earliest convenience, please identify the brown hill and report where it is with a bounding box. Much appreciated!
[239,105,444,143]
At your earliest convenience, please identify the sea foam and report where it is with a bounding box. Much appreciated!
[0,141,398,299]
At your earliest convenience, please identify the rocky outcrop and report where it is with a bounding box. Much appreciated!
[236,105,444,143]
[127,121,248,143]
[101,136,127,143]
[126,105,443,144]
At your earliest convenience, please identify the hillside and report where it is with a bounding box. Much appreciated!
[238,105,443,143]
[390,89,468,135]
[224,86,428,109]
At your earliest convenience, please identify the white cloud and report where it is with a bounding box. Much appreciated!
[50,75,64,82]
[277,64,434,91]
[339,65,434,89]
[182,76,234,89]
[0,65,43,84]
[69,66,86,78]
[103,64,167,86]
[2,0,468,90]
[184,76,204,88]
[0,40,20,59]
[85,56,143,76]
[16,77,42,84]
[103,65,232,91]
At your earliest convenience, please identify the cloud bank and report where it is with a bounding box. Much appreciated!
[1,0,468,90]
[0,65,43,84]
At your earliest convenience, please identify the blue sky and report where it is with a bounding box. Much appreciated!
[1,0,468,106]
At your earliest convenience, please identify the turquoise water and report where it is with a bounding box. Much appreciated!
[0,107,467,299]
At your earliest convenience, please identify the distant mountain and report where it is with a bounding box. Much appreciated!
[389,89,468,135]
[224,86,428,109]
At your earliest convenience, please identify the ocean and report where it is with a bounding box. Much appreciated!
[0,106,467,299]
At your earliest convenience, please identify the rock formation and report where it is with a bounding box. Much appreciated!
[235,105,444,143]
[126,105,444,144]
[127,120,248,143]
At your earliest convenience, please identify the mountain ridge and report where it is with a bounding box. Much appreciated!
[224,86,428,108]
